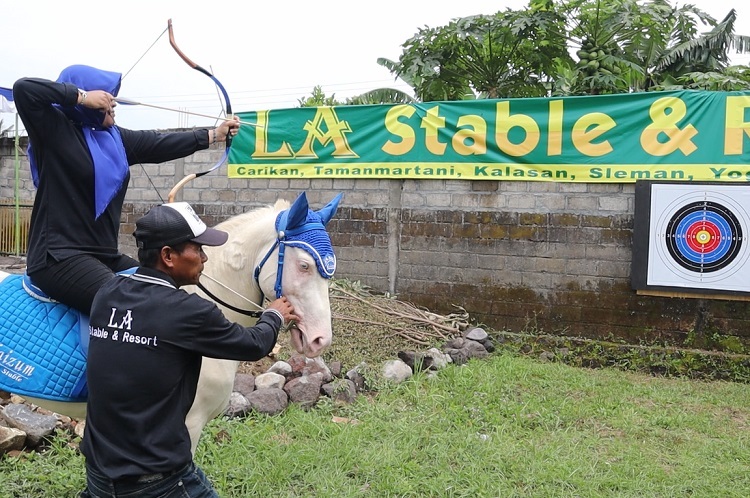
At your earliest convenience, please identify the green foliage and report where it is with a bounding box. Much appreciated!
[382,0,750,99]
[345,88,416,105]
[499,329,750,383]
[0,436,85,497]
[675,65,750,90]
[395,7,571,101]
[297,85,343,107]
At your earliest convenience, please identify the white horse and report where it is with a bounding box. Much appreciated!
[1,192,340,454]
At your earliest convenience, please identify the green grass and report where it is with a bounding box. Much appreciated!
[1,353,748,497]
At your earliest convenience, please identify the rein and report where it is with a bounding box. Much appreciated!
[197,281,262,317]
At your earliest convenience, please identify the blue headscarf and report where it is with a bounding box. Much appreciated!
[28,65,129,219]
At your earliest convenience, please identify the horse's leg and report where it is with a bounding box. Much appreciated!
[185,358,240,455]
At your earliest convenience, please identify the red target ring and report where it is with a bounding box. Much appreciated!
[684,222,721,253]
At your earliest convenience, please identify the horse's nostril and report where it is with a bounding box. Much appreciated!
[311,335,332,353]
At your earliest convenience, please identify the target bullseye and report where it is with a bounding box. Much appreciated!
[695,230,710,245]
[665,201,741,273]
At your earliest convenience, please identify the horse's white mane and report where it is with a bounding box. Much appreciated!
[204,198,292,278]
[214,198,291,237]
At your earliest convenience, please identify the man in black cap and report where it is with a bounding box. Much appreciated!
[79,202,297,498]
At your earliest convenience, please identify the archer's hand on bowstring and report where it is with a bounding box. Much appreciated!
[78,89,117,115]
[211,116,240,144]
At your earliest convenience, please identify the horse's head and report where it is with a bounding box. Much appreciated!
[254,192,342,357]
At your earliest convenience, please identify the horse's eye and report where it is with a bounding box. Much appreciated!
[300,261,309,270]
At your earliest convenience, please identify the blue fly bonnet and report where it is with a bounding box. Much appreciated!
[275,208,336,278]
[255,192,342,299]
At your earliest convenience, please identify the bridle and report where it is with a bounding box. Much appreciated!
[196,206,328,317]
[253,208,328,300]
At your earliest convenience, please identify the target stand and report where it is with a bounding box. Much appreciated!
[632,181,750,300]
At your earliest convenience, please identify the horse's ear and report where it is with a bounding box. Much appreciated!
[317,193,343,226]
[286,192,309,230]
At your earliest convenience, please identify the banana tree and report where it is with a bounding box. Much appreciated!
[565,0,750,93]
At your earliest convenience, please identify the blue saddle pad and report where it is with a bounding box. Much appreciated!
[0,273,88,402]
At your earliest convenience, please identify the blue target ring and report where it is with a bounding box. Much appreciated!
[665,201,742,273]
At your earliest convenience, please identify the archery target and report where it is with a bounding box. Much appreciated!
[647,184,750,291]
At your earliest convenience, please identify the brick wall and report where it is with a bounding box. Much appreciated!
[2,135,748,352]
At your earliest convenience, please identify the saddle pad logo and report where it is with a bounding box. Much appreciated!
[0,344,35,383]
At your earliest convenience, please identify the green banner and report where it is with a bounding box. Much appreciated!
[228,90,750,182]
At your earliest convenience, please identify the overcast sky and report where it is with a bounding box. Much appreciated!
[1,0,748,131]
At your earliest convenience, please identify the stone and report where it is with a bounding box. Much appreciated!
[426,348,453,370]
[255,372,286,390]
[0,426,25,454]
[300,357,333,383]
[463,340,489,359]
[464,327,488,342]
[247,388,288,416]
[321,379,357,405]
[267,360,292,376]
[397,351,434,373]
[224,392,251,418]
[481,338,496,353]
[539,351,555,362]
[283,376,323,409]
[445,348,469,365]
[345,368,366,392]
[444,337,467,349]
[381,359,412,383]
[74,420,86,439]
[0,404,58,447]
[232,373,256,397]
[328,361,343,378]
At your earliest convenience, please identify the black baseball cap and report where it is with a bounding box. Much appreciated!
[134,202,228,250]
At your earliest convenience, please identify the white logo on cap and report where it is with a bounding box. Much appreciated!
[163,202,207,237]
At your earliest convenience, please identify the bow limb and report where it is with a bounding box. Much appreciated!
[167,18,233,202]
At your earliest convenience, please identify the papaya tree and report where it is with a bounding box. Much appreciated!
[391,0,571,101]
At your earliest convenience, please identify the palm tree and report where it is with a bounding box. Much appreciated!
[376,0,750,99]
[343,58,417,105]
[655,9,750,90]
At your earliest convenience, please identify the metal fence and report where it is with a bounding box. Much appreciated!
[0,202,31,255]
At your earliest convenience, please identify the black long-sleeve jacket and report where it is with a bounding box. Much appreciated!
[13,77,210,272]
[81,267,282,480]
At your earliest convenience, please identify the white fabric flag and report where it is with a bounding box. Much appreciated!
[0,87,15,113]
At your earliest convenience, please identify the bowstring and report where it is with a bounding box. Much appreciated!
[120,25,171,204]
[121,26,169,82]
[208,64,228,121]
